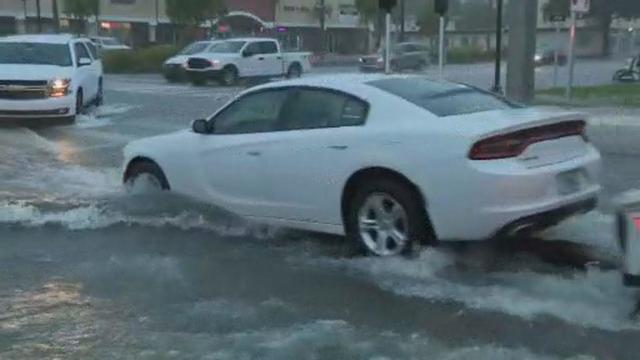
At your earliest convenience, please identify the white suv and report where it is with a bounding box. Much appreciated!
[0,34,104,124]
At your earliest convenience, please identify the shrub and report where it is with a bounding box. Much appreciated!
[447,47,498,64]
[102,45,180,73]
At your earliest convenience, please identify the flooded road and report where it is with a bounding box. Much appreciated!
[1,74,639,359]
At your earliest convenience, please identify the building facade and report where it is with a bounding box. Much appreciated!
[0,0,368,53]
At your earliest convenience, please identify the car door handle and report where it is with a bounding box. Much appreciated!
[276,56,282,60]
[328,145,348,150]
[247,151,262,157]
[258,57,265,60]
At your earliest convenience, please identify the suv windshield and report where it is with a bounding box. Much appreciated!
[179,42,210,55]
[209,41,246,53]
[0,42,72,66]
[368,77,517,117]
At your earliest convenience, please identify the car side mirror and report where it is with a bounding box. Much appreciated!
[192,119,209,134]
[78,57,92,67]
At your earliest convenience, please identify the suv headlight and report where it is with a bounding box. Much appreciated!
[48,78,71,97]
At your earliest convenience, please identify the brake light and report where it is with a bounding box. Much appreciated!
[469,120,586,160]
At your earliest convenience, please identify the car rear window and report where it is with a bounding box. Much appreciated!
[367,78,518,117]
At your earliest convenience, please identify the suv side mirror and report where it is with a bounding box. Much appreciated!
[78,57,92,67]
[192,119,209,134]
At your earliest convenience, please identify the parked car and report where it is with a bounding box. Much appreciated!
[122,74,601,257]
[613,55,640,82]
[360,42,431,72]
[0,34,104,124]
[90,36,131,51]
[163,40,222,82]
[534,48,567,67]
[184,38,312,86]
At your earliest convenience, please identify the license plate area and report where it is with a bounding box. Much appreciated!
[556,168,589,195]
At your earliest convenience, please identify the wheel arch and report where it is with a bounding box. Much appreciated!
[123,156,170,189]
[341,167,435,239]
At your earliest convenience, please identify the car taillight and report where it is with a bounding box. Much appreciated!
[469,120,587,160]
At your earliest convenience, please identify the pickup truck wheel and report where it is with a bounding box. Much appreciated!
[220,66,238,86]
[95,79,104,107]
[75,89,84,115]
[286,63,302,79]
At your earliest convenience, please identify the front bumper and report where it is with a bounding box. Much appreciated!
[0,95,75,119]
[163,64,187,80]
[185,68,224,80]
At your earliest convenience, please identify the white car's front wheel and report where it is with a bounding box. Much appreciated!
[124,160,170,193]
[346,178,433,256]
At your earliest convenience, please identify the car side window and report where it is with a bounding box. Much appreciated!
[277,89,368,131]
[212,90,289,135]
[259,41,278,54]
[74,42,91,64]
[85,41,99,59]
[244,42,262,56]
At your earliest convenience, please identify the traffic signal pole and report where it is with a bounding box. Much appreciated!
[385,12,391,74]
[492,0,503,93]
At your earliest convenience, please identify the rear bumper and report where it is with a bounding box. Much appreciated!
[496,197,597,237]
[427,145,602,241]
[0,96,75,120]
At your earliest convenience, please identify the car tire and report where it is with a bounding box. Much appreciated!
[345,178,433,257]
[188,72,207,86]
[220,66,238,86]
[124,160,170,192]
[95,79,104,107]
[286,63,302,79]
[75,89,84,115]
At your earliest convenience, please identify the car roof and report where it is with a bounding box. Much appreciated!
[0,34,78,44]
[248,74,463,97]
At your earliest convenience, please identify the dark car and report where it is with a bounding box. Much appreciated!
[360,42,431,72]
[534,48,567,67]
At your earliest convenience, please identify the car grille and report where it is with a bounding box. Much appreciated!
[187,58,211,69]
[0,80,48,100]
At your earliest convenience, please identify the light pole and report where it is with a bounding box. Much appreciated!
[36,0,42,33]
[492,0,503,93]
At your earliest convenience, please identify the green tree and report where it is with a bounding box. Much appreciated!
[418,0,440,38]
[355,0,383,49]
[63,0,99,33]
[165,0,226,26]
[452,0,495,31]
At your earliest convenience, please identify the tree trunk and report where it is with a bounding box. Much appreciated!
[375,12,383,49]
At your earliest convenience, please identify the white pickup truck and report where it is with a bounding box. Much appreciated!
[185,38,312,86]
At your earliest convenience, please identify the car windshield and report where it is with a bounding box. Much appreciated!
[368,78,517,117]
[179,42,211,55]
[208,41,246,53]
[0,42,72,66]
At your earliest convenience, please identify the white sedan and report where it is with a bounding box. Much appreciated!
[122,74,601,256]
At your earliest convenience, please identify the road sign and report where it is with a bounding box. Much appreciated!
[379,0,397,13]
[570,0,590,13]
[435,0,449,16]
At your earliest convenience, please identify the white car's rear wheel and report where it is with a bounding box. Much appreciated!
[346,178,432,256]
[221,66,238,86]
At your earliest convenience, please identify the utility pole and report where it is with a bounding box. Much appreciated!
[492,0,503,93]
[52,0,60,33]
[319,0,326,53]
[506,0,538,103]
[36,0,42,33]
[399,0,405,42]
[435,0,448,78]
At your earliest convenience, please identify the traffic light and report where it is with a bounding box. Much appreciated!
[379,0,397,13]
[435,0,448,15]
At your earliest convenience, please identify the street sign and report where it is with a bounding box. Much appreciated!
[435,0,449,16]
[570,0,590,13]
[550,14,566,22]
[379,0,397,13]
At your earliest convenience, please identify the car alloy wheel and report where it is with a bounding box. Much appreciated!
[357,192,410,256]
[75,90,83,115]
